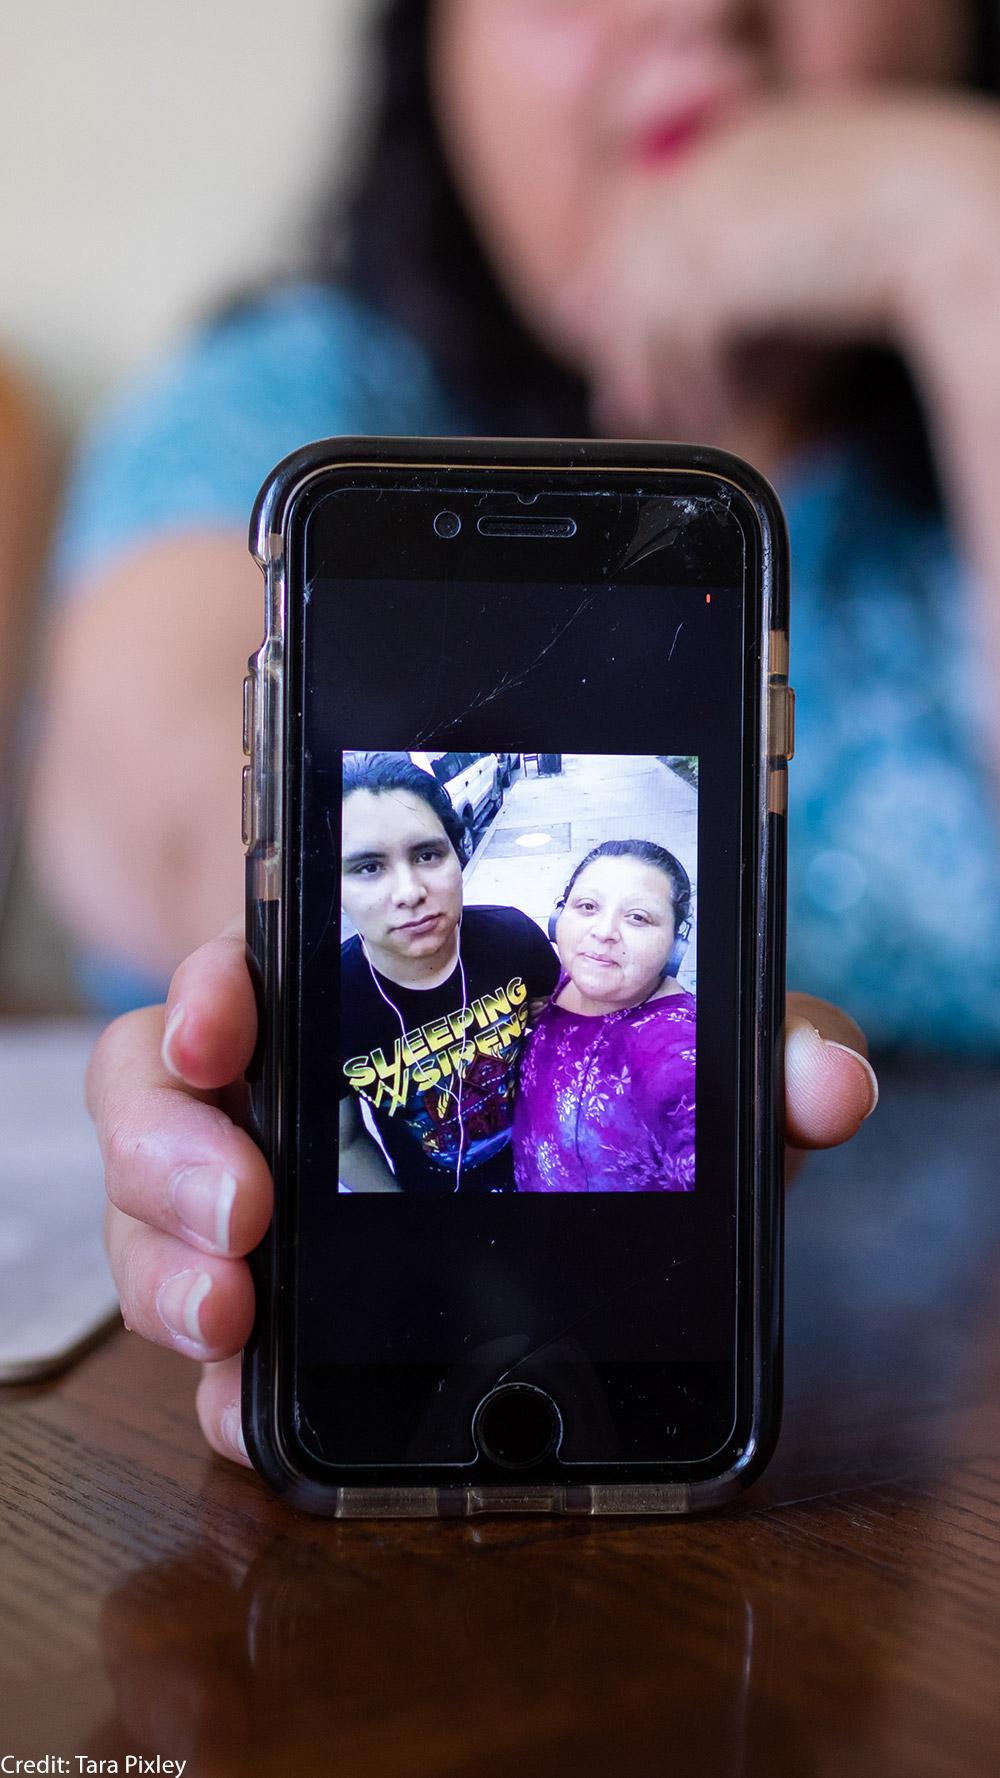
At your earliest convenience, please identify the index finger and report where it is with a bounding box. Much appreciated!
[160,925,259,1090]
[88,1003,273,1258]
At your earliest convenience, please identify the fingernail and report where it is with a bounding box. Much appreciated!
[222,1404,249,1462]
[824,1041,880,1119]
[161,1004,186,1078]
[156,1270,212,1346]
[171,1165,238,1252]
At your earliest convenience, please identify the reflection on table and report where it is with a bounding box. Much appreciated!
[3,1064,1000,1777]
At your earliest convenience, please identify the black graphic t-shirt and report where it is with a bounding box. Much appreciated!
[340,905,560,1192]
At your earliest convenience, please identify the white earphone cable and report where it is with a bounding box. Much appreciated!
[360,930,468,1191]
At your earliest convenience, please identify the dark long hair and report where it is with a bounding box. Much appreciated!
[319,0,1000,504]
[317,0,589,437]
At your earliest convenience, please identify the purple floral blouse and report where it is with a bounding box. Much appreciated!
[512,987,697,1192]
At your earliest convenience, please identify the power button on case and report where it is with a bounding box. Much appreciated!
[770,683,795,760]
[242,764,254,848]
[784,685,796,760]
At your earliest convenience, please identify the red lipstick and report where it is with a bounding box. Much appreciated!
[634,100,717,170]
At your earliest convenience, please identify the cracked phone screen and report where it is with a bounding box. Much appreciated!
[284,482,756,1471]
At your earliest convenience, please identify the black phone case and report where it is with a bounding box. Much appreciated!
[242,436,789,1517]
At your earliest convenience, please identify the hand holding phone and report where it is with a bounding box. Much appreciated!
[94,939,876,1470]
[91,440,871,1500]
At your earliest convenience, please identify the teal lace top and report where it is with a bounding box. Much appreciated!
[55,285,1000,1050]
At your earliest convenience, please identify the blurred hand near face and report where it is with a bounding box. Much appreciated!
[553,93,1000,451]
[435,0,1000,749]
[434,0,1000,471]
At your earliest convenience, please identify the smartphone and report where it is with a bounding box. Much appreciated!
[242,437,791,1516]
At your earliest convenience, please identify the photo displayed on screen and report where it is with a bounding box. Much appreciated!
[338,751,698,1196]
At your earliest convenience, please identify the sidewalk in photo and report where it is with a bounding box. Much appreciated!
[463,753,697,990]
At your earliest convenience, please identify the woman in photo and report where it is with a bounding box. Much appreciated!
[513,840,696,1193]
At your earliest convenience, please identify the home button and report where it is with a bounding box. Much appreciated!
[473,1384,562,1469]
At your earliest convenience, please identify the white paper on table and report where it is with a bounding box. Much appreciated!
[0,1021,120,1381]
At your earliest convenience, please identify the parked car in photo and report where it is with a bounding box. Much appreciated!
[410,751,502,860]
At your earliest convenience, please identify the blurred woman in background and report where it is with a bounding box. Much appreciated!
[30,0,1000,1054]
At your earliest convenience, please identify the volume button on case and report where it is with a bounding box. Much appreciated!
[243,674,255,756]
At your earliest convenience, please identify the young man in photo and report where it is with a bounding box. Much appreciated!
[338,753,559,1192]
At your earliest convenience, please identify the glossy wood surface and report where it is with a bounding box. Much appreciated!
[2,1064,1000,1777]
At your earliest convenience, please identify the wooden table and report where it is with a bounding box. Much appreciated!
[2,1064,1000,1777]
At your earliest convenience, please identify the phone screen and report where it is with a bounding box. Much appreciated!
[272,470,771,1482]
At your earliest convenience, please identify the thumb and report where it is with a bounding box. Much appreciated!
[784,992,878,1150]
